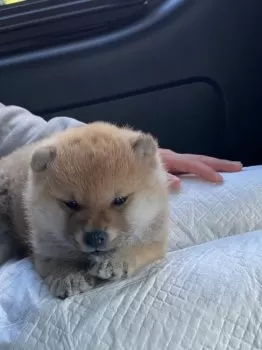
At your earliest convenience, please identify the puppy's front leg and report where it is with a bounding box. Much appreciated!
[33,255,95,299]
[88,241,166,281]
[0,217,17,265]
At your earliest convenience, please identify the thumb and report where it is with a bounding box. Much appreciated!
[167,174,181,191]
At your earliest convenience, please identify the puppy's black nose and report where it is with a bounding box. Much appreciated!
[84,230,108,249]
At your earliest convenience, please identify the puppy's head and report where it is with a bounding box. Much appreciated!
[28,122,168,257]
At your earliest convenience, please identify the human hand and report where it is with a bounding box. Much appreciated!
[159,149,243,190]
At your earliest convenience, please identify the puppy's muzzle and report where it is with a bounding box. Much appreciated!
[84,230,109,250]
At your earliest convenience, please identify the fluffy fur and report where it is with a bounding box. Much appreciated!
[0,122,169,298]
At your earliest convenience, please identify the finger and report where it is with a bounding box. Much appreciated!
[170,158,224,182]
[204,159,242,172]
[188,155,242,172]
[167,174,181,190]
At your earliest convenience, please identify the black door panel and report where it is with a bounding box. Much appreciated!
[45,80,226,157]
[0,0,262,165]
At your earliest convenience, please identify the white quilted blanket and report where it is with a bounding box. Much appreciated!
[1,166,262,350]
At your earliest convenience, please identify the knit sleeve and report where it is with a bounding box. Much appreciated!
[0,102,84,156]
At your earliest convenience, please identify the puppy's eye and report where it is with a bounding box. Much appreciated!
[112,196,128,206]
[64,200,81,211]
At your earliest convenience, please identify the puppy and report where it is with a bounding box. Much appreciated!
[0,122,169,298]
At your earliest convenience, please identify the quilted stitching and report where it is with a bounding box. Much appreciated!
[1,166,262,349]
[9,231,262,350]
[168,166,262,251]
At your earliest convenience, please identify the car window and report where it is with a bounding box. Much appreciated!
[0,0,150,56]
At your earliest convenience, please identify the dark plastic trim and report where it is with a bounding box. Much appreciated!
[36,76,226,116]
[0,0,187,64]
[0,0,149,56]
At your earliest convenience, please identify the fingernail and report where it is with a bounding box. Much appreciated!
[171,183,181,191]
[215,174,224,182]
[233,162,243,170]
[169,178,181,191]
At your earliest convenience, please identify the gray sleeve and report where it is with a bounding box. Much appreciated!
[0,103,84,157]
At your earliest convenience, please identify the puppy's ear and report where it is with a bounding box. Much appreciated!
[131,132,158,158]
[31,145,57,172]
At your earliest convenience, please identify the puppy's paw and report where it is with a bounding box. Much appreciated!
[45,272,95,299]
[88,253,128,281]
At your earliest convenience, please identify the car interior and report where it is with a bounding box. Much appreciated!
[1,0,262,348]
[1,0,262,165]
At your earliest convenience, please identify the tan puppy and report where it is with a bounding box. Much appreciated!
[0,122,169,298]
